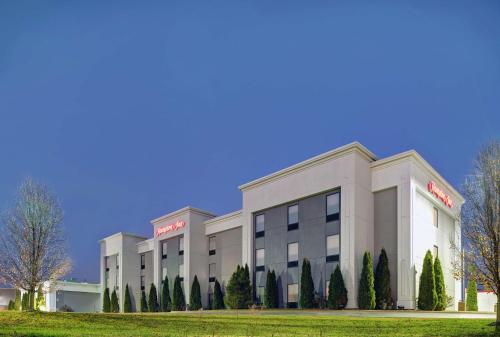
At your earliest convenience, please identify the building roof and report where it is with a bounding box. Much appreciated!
[150,206,216,225]
[98,232,147,243]
[239,142,377,191]
[204,210,242,225]
[372,149,464,203]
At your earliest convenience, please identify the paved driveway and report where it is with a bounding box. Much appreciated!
[180,309,496,319]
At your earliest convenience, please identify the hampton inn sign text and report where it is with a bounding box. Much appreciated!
[155,220,186,237]
[427,181,453,208]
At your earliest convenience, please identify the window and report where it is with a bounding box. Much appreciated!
[433,207,439,228]
[179,263,184,281]
[326,280,330,298]
[287,284,298,307]
[162,241,168,259]
[326,234,340,262]
[162,266,168,282]
[326,192,340,222]
[209,263,216,282]
[116,255,119,269]
[179,237,184,255]
[140,275,145,291]
[288,204,299,231]
[104,257,109,272]
[288,242,299,268]
[115,271,119,290]
[256,249,265,272]
[433,245,439,258]
[140,254,145,270]
[209,236,216,255]
[255,214,265,238]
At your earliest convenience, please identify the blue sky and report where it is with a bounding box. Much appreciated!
[0,1,499,282]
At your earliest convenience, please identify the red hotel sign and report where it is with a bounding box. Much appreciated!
[427,181,453,208]
[155,220,186,237]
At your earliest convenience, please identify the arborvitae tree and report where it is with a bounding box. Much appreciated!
[8,300,15,310]
[358,251,376,309]
[374,248,392,309]
[466,278,478,311]
[300,258,315,309]
[434,256,446,311]
[14,289,21,311]
[212,279,225,310]
[189,275,202,310]
[111,289,120,313]
[418,250,437,310]
[148,283,159,312]
[225,265,253,309]
[140,290,148,312]
[242,264,253,306]
[264,270,279,308]
[102,288,111,312]
[272,270,279,308]
[124,284,132,313]
[161,275,171,312]
[21,292,29,311]
[328,265,348,309]
[35,285,45,311]
[172,276,185,311]
[225,265,241,309]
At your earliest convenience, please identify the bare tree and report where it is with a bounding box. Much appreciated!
[0,178,71,310]
[452,141,499,325]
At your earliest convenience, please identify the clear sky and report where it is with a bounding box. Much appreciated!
[0,1,499,282]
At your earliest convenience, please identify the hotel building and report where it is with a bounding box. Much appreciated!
[99,142,463,311]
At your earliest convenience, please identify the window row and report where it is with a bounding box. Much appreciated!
[104,255,119,271]
[257,263,341,307]
[103,271,120,291]
[255,234,340,270]
[141,270,185,291]
[209,236,216,255]
[255,192,340,237]
[255,283,299,307]
[160,236,185,260]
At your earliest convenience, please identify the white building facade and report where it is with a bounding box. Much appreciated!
[99,142,464,311]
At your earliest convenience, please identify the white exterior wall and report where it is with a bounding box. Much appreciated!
[477,292,497,312]
[372,158,413,308]
[240,146,376,308]
[413,189,456,309]
[121,235,144,310]
[151,207,215,308]
[97,142,464,312]
[188,212,211,308]
[0,289,16,309]
[43,281,100,312]
[410,159,463,310]
[372,152,463,309]
[45,291,57,312]
[152,210,189,290]
[99,233,146,312]
[205,210,242,236]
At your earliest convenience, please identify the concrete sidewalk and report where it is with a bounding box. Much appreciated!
[179,309,496,319]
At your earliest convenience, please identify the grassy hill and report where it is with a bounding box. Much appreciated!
[0,311,495,337]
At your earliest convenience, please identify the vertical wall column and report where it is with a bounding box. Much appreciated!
[341,178,357,308]
[397,178,413,309]
[153,240,161,293]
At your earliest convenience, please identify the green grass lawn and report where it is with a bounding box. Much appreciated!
[0,311,496,337]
